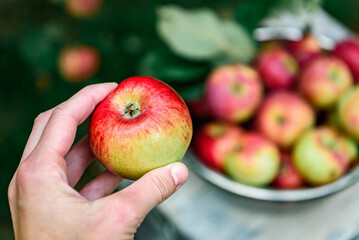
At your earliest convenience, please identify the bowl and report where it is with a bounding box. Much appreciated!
[186,150,359,202]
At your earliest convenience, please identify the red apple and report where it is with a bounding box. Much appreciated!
[224,133,280,187]
[272,153,304,189]
[337,86,359,141]
[205,63,263,123]
[59,46,100,83]
[65,0,103,18]
[191,122,243,172]
[333,38,359,81]
[256,91,315,148]
[300,56,353,109]
[287,34,321,67]
[293,126,357,185]
[257,47,299,89]
[88,76,193,180]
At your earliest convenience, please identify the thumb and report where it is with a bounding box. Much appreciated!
[110,162,188,221]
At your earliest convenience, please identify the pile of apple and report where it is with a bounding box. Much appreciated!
[190,35,359,189]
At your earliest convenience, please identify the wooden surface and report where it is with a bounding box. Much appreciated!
[158,159,359,240]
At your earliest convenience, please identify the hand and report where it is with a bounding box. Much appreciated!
[8,83,188,240]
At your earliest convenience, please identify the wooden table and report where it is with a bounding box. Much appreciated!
[158,158,359,240]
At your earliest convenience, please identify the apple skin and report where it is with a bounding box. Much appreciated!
[300,56,353,109]
[205,63,263,123]
[88,76,193,180]
[257,48,299,89]
[287,34,321,67]
[224,133,280,187]
[191,122,243,173]
[293,127,357,185]
[272,153,304,189]
[59,46,100,83]
[333,38,359,81]
[337,86,359,141]
[65,0,103,18]
[256,91,315,148]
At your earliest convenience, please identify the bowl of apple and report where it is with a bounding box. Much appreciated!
[186,33,359,202]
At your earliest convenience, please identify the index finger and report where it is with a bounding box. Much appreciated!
[34,82,117,158]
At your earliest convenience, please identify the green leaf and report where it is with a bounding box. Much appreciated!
[137,48,209,82]
[156,5,256,63]
[212,21,256,65]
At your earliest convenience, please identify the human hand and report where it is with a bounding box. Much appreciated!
[8,83,188,240]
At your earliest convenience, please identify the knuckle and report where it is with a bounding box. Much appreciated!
[8,179,16,203]
[150,175,173,203]
[34,111,48,126]
[15,160,34,186]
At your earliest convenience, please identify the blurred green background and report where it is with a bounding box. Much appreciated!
[0,0,358,239]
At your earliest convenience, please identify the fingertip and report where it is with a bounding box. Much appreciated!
[168,162,188,188]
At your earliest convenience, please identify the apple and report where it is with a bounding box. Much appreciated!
[256,91,315,148]
[287,34,321,67]
[191,122,243,172]
[257,47,299,89]
[65,0,103,18]
[293,127,357,185]
[337,86,359,141]
[59,46,100,83]
[88,76,193,180]
[224,133,280,187]
[300,56,353,109]
[333,38,359,81]
[204,63,263,123]
[272,153,304,189]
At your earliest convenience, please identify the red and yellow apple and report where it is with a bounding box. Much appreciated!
[59,46,100,83]
[89,76,193,180]
[287,34,321,67]
[333,38,359,81]
[65,0,103,18]
[256,91,315,148]
[337,86,359,141]
[300,56,353,109]
[257,47,299,89]
[191,122,243,172]
[224,133,280,187]
[272,153,304,189]
[204,63,263,123]
[293,127,357,185]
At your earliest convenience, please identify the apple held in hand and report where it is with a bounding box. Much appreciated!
[272,153,304,189]
[293,127,357,185]
[333,38,359,81]
[337,86,359,141]
[192,122,243,172]
[66,0,103,18]
[224,133,280,187]
[300,57,353,109]
[59,46,100,83]
[256,91,315,148]
[287,34,321,67]
[205,63,263,123]
[257,48,299,89]
[89,76,193,180]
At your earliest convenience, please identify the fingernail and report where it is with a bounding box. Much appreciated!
[170,163,187,187]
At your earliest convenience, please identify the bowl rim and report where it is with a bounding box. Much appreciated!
[186,150,359,202]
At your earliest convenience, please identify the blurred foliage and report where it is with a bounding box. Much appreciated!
[0,0,356,239]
